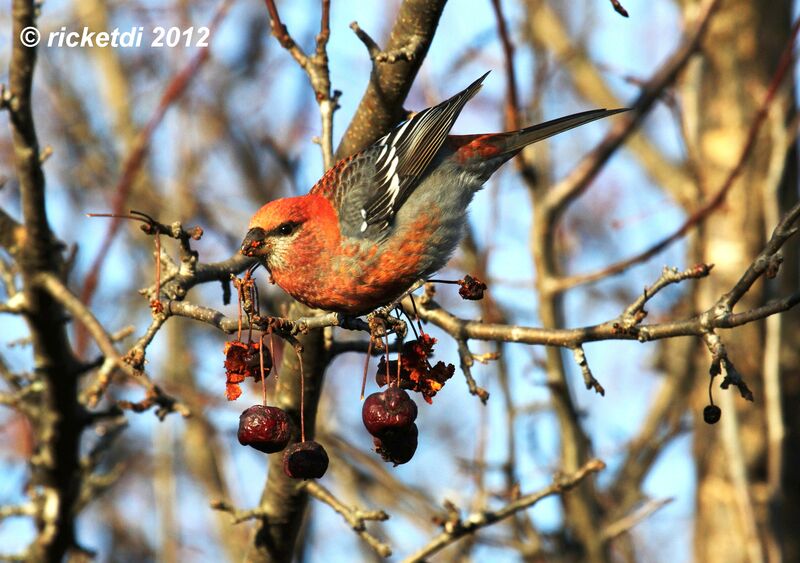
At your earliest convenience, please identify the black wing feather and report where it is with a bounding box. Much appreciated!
[356,72,489,233]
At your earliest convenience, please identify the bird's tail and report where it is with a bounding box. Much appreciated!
[498,108,628,154]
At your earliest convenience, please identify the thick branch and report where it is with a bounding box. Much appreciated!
[336,0,448,158]
[9,1,83,559]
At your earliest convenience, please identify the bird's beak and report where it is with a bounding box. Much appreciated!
[241,227,268,257]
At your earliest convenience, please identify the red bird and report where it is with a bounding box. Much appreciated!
[241,73,625,314]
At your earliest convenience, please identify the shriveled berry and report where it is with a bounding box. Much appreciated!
[283,441,329,479]
[374,423,418,466]
[237,405,291,453]
[362,386,418,437]
[703,404,721,424]
[458,274,487,300]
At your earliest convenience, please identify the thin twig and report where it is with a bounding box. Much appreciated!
[456,339,490,403]
[302,481,392,558]
[547,15,800,295]
[263,0,338,169]
[403,459,606,562]
[543,0,721,224]
[571,346,605,396]
[717,197,800,311]
[619,264,714,329]
[210,500,270,524]
[35,272,189,416]
[601,498,673,540]
[608,0,629,17]
[77,0,233,349]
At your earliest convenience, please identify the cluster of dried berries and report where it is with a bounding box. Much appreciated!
[362,386,419,465]
[226,272,329,480]
[227,271,471,475]
[237,403,329,479]
[223,340,268,401]
[375,334,455,404]
[362,332,456,465]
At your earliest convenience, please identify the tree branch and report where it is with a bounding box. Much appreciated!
[336,0,448,158]
[8,1,84,558]
[542,0,721,225]
[403,459,606,562]
[302,481,392,558]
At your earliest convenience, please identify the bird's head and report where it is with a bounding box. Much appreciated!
[240,195,338,274]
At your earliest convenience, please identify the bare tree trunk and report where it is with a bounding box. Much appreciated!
[8,1,84,559]
[679,1,797,561]
[777,143,800,563]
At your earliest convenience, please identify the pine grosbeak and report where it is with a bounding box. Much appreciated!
[241,73,624,314]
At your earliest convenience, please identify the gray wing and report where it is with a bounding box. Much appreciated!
[337,73,489,238]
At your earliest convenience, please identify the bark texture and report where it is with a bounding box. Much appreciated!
[678,1,798,561]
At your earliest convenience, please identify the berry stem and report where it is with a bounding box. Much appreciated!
[395,311,403,388]
[259,334,267,406]
[383,332,392,386]
[708,369,715,406]
[407,294,424,338]
[708,377,714,405]
[296,347,306,442]
[236,282,243,342]
[361,337,372,400]
[269,331,277,380]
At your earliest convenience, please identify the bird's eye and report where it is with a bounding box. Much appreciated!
[277,223,295,236]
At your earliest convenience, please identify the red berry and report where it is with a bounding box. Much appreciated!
[237,405,291,453]
[362,386,418,437]
[283,441,329,479]
[374,423,418,466]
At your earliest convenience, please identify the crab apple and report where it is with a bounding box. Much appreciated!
[362,386,418,437]
[237,405,291,453]
[283,441,329,479]
[374,423,418,466]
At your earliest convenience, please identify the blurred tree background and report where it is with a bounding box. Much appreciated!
[0,0,798,561]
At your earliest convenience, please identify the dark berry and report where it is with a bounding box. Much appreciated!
[374,423,418,466]
[458,275,487,300]
[237,405,291,453]
[283,441,329,479]
[703,404,721,424]
[362,386,418,437]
